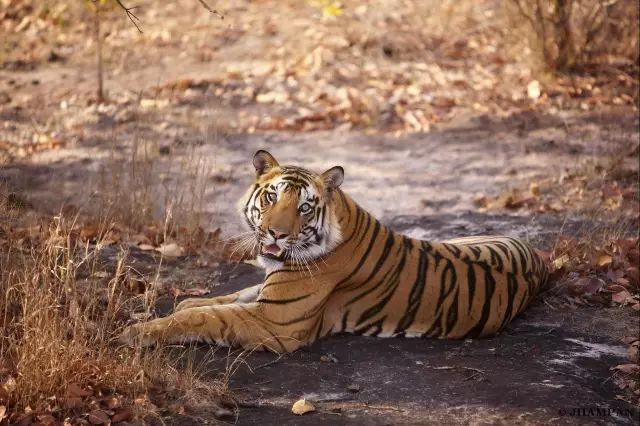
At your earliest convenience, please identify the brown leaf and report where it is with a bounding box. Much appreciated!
[66,383,93,398]
[612,290,632,305]
[169,403,185,414]
[0,405,5,421]
[612,364,640,374]
[567,277,604,296]
[88,409,110,424]
[61,397,84,409]
[102,396,121,410]
[596,254,613,267]
[80,223,101,241]
[111,407,133,423]
[156,243,184,257]
[552,255,570,270]
[2,377,16,394]
[529,182,541,196]
[37,414,56,425]
[625,267,639,285]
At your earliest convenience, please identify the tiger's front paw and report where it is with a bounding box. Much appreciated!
[119,323,159,348]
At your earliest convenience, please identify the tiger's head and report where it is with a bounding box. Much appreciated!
[239,150,344,270]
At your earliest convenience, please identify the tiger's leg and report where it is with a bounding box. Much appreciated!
[174,283,262,311]
[119,302,304,352]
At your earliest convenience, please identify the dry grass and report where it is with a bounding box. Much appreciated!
[0,204,231,423]
[0,123,226,422]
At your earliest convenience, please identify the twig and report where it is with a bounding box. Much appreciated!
[197,0,225,19]
[113,0,142,33]
[252,353,286,371]
[114,0,223,33]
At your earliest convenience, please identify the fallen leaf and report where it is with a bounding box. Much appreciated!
[628,345,638,363]
[612,364,640,374]
[596,255,613,267]
[320,354,338,363]
[291,399,315,415]
[111,407,133,423]
[552,255,570,270]
[102,396,121,410]
[169,403,185,414]
[37,414,56,425]
[66,383,92,398]
[529,182,541,196]
[156,243,184,257]
[567,277,604,296]
[61,397,84,409]
[0,406,5,421]
[88,409,110,424]
[2,377,16,394]
[612,290,632,305]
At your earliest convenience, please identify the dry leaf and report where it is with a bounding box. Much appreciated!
[156,243,184,257]
[0,406,5,421]
[111,407,133,423]
[88,409,110,424]
[568,277,604,296]
[596,255,613,267]
[612,290,632,305]
[61,397,84,409]
[291,399,315,415]
[66,383,92,398]
[2,377,15,395]
[37,414,56,425]
[612,364,640,374]
[529,182,541,196]
[552,255,570,270]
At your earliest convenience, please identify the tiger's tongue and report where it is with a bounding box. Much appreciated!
[263,244,281,255]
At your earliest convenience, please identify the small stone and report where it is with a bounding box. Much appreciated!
[320,354,338,363]
[213,408,234,420]
[291,399,315,415]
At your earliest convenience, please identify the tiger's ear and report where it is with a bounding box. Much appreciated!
[253,150,279,177]
[321,166,344,192]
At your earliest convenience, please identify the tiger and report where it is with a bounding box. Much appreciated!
[120,150,549,352]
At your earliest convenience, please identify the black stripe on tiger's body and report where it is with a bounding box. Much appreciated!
[120,150,549,352]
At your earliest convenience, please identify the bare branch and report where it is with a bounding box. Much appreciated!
[197,0,225,19]
[113,0,143,33]
[112,0,223,32]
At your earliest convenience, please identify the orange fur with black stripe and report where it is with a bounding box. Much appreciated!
[120,151,548,352]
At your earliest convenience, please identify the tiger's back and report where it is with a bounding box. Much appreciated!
[263,191,549,342]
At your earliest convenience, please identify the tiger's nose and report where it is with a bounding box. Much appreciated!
[268,228,289,240]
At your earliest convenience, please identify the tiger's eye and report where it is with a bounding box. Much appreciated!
[299,203,312,214]
[266,192,277,203]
